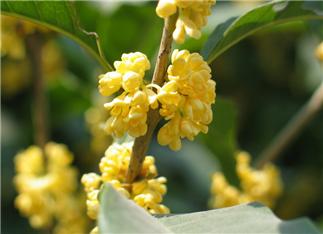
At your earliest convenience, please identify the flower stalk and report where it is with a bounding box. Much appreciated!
[256,81,323,168]
[126,13,178,183]
[25,33,48,149]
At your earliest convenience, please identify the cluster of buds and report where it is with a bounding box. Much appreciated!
[157,49,215,150]
[210,151,283,209]
[156,0,216,43]
[81,142,169,234]
[13,142,88,234]
[98,49,215,151]
[98,52,158,138]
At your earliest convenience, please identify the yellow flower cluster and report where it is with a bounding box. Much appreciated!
[157,49,215,151]
[81,142,169,233]
[98,50,215,151]
[98,52,158,138]
[14,142,88,233]
[210,151,282,209]
[156,0,216,44]
[1,16,64,97]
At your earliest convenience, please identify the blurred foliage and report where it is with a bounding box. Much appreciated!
[199,98,239,186]
[1,1,323,233]
[74,1,163,65]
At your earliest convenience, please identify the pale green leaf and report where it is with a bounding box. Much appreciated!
[98,183,172,233]
[159,203,320,234]
[99,184,319,234]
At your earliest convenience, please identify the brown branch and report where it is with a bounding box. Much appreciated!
[26,33,48,149]
[126,13,178,183]
[256,81,323,168]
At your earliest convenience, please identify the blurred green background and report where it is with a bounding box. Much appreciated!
[1,1,323,233]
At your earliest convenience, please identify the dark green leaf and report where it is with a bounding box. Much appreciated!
[202,0,323,63]
[1,1,113,70]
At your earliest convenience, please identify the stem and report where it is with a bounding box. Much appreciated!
[256,81,323,168]
[126,14,178,183]
[26,33,48,149]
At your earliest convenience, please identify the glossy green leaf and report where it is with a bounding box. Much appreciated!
[1,1,113,70]
[202,1,323,63]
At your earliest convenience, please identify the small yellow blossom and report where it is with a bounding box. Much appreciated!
[132,177,170,214]
[157,49,215,151]
[104,91,151,137]
[81,173,102,193]
[210,151,283,209]
[315,42,323,62]
[210,173,251,208]
[81,142,169,231]
[98,52,158,138]
[90,226,99,234]
[13,142,88,233]
[98,52,150,97]
[156,0,216,44]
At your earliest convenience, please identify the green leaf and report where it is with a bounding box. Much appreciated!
[1,1,113,71]
[199,98,239,185]
[202,1,323,63]
[159,203,320,234]
[99,184,319,234]
[99,183,172,233]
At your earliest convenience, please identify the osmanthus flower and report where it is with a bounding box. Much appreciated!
[210,151,283,209]
[98,52,158,138]
[13,142,88,234]
[209,173,250,208]
[81,142,169,234]
[156,0,216,44]
[156,49,216,151]
[316,42,323,61]
[236,151,283,207]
